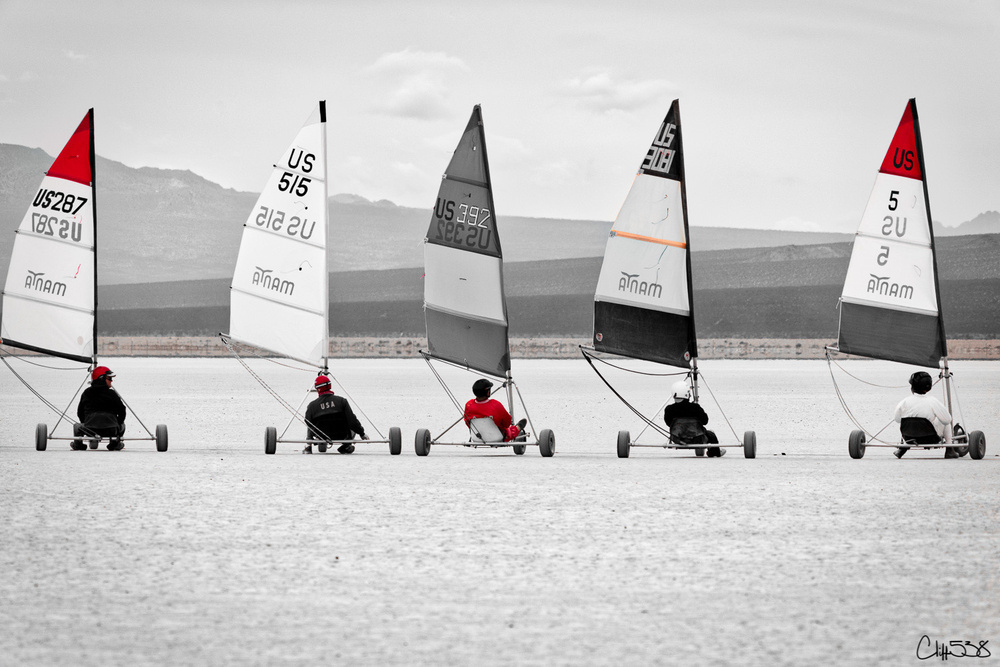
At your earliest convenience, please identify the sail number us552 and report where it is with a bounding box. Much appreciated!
[432,197,493,249]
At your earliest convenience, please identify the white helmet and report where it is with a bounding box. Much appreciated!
[671,380,691,401]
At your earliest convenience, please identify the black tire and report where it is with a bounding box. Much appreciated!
[848,429,866,459]
[513,444,526,455]
[155,424,168,452]
[617,430,630,459]
[969,431,986,460]
[35,423,48,451]
[743,431,757,459]
[389,427,402,455]
[695,448,705,457]
[538,429,555,457]
[317,442,328,453]
[265,426,277,455]
[89,438,99,449]
[415,428,431,456]
[72,423,84,450]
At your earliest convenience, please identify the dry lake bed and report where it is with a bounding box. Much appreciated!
[2,357,998,665]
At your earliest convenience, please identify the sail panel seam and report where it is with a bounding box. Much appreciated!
[230,286,325,317]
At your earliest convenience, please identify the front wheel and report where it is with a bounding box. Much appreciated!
[513,444,526,455]
[617,430,630,459]
[35,423,48,451]
[969,431,986,460]
[743,431,757,459]
[848,430,866,459]
[265,426,277,455]
[389,427,402,455]
[538,429,555,457]
[415,428,431,456]
[155,424,168,452]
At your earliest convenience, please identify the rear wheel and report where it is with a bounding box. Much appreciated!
[155,424,168,452]
[695,448,705,457]
[538,429,555,457]
[415,428,431,456]
[743,431,757,459]
[848,430,866,459]
[35,423,48,451]
[969,431,986,460]
[389,427,402,455]
[265,426,277,455]
[317,442,328,453]
[617,430,630,459]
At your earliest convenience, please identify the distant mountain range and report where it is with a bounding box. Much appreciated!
[1,143,996,286]
[2,143,998,339]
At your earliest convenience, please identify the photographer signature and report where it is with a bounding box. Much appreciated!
[917,635,991,660]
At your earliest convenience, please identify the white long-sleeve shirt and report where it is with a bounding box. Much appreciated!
[893,393,952,436]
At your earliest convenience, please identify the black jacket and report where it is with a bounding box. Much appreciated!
[304,393,364,441]
[663,399,709,428]
[77,381,127,426]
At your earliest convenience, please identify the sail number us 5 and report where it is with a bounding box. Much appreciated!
[431,197,493,250]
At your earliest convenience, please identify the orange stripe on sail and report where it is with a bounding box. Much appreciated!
[612,230,686,249]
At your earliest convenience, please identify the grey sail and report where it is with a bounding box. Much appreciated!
[422,105,510,377]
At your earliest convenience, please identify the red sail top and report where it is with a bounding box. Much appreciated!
[878,101,922,180]
[46,111,93,186]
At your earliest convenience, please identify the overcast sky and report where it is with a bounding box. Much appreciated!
[1,0,997,231]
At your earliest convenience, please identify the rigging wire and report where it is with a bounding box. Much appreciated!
[696,372,742,445]
[1,356,90,430]
[581,348,671,440]
[0,347,87,371]
[825,350,899,445]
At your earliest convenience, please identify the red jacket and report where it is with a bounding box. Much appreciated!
[464,398,520,441]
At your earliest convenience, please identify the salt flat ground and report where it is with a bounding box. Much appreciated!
[1,357,998,666]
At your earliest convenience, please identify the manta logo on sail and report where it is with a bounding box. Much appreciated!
[23,270,68,297]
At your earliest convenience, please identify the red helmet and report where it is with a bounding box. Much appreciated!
[92,365,115,382]
[315,375,332,390]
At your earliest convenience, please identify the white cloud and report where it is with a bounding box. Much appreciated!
[366,49,470,121]
[561,70,676,113]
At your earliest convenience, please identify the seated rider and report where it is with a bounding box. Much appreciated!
[464,378,526,442]
[663,379,724,457]
[893,371,960,459]
[303,375,367,454]
[76,365,126,451]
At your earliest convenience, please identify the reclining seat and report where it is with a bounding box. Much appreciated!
[899,417,941,445]
[669,418,708,445]
[469,417,505,444]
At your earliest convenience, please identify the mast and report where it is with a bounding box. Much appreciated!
[674,100,698,364]
[319,99,329,371]
[89,108,98,366]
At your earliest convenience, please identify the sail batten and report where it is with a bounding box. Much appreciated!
[422,105,510,376]
[593,100,696,368]
[229,102,329,367]
[836,99,945,367]
[1,109,97,363]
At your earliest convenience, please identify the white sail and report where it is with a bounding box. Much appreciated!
[592,100,697,368]
[229,102,328,367]
[836,99,945,367]
[594,173,690,316]
[1,111,96,363]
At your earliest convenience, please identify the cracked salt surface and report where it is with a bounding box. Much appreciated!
[2,358,997,665]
